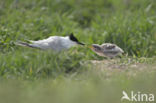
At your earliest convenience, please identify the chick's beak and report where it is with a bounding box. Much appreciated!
[88,45,94,49]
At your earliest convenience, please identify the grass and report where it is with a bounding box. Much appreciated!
[0,62,156,103]
[0,0,156,103]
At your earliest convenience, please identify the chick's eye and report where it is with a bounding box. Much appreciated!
[95,46,101,50]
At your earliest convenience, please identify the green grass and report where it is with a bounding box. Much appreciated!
[0,62,156,103]
[0,0,156,103]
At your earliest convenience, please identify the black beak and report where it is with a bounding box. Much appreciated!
[77,42,85,45]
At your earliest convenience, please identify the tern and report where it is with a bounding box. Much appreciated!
[17,33,85,51]
[90,43,124,58]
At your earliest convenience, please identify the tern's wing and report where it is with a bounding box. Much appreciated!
[30,36,56,44]
[16,41,42,49]
[28,36,58,49]
[16,37,53,50]
[16,36,65,51]
[31,36,68,51]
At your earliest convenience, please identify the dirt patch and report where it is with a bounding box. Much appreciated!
[89,59,156,70]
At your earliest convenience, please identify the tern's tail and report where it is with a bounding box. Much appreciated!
[16,41,37,49]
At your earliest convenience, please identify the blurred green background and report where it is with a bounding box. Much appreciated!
[0,0,156,103]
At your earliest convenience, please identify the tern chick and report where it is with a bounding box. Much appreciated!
[17,33,85,51]
[90,43,124,58]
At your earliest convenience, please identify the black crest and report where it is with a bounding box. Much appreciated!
[69,33,85,45]
[69,33,79,42]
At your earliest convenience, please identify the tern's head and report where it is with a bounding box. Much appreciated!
[90,44,102,54]
[69,33,85,45]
